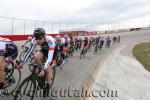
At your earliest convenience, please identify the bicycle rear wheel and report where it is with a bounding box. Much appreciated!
[4,62,21,95]
[80,49,84,58]
[94,45,98,54]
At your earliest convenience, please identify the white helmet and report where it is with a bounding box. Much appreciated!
[55,35,61,41]
[64,35,68,39]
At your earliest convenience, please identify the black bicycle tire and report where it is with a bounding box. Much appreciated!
[5,62,14,81]
[80,49,84,58]
[6,68,21,95]
[13,77,36,100]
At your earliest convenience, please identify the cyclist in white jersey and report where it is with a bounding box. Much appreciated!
[0,38,18,91]
[17,28,56,86]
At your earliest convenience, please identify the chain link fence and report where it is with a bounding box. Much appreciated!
[0,16,150,35]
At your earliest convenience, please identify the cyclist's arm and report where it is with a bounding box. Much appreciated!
[44,47,55,69]
[44,40,56,70]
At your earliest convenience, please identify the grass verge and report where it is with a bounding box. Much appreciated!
[132,42,150,71]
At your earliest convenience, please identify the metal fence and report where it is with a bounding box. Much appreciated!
[0,16,150,35]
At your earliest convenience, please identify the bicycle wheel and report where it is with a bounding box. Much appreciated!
[105,42,108,48]
[83,49,86,57]
[13,77,36,100]
[80,49,84,59]
[71,47,74,56]
[94,45,98,54]
[4,63,21,95]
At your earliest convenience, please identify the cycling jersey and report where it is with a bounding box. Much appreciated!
[95,38,100,44]
[0,38,18,64]
[55,38,64,53]
[23,35,56,69]
[70,38,75,46]
[61,38,68,49]
[61,38,65,45]
[79,39,82,44]
[83,39,88,47]
[75,38,78,44]
[64,37,70,47]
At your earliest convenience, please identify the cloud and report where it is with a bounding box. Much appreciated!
[1,0,150,22]
[1,0,150,34]
[74,0,150,22]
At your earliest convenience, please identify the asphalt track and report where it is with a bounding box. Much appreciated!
[91,30,150,100]
[1,30,150,100]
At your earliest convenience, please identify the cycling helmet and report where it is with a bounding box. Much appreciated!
[55,35,61,41]
[64,35,68,39]
[85,37,88,40]
[70,36,73,39]
[33,28,45,40]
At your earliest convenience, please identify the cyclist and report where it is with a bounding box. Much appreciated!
[22,36,32,48]
[99,37,105,49]
[17,28,56,87]
[78,37,82,49]
[69,35,75,56]
[95,37,100,46]
[63,35,70,60]
[106,36,111,48]
[74,37,79,51]
[88,37,92,50]
[112,36,117,44]
[0,38,18,92]
[82,37,89,53]
[54,35,65,67]
[95,37,100,44]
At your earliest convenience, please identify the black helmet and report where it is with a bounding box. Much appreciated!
[33,28,45,40]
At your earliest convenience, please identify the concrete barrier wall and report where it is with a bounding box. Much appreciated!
[0,34,65,41]
[0,29,147,41]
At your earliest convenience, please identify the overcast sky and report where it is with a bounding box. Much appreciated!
[1,0,150,22]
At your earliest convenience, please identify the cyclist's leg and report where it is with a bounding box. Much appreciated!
[83,47,87,56]
[34,51,43,65]
[45,65,53,85]
[64,47,69,61]
[62,46,66,58]
[34,50,53,85]
[0,56,6,90]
